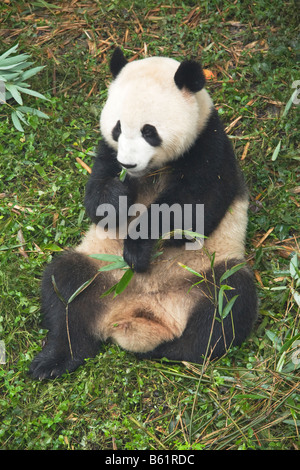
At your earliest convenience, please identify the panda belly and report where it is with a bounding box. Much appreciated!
[75,224,201,353]
[74,194,248,354]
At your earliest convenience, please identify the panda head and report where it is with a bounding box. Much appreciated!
[100,48,213,176]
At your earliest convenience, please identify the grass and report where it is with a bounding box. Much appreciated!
[0,0,299,450]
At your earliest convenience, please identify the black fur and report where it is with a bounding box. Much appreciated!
[29,251,104,380]
[174,60,206,92]
[141,124,162,147]
[139,260,257,363]
[112,120,121,142]
[110,47,128,79]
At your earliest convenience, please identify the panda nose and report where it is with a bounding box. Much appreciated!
[119,162,137,169]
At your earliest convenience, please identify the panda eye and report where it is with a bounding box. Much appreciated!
[141,124,162,147]
[112,120,121,142]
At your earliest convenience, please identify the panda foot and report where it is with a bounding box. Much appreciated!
[29,349,85,380]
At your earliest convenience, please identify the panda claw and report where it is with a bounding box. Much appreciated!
[29,351,84,380]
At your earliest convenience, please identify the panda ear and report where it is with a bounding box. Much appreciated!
[174,60,206,93]
[110,48,128,79]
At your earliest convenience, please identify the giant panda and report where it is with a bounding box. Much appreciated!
[29,48,257,380]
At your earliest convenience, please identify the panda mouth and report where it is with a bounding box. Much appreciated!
[119,163,149,178]
[119,162,144,176]
[119,162,137,170]
[126,167,148,177]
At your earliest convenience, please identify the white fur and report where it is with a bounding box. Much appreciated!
[100,56,213,176]
[75,54,249,352]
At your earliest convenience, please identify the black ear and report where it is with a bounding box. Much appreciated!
[110,48,128,79]
[174,60,206,93]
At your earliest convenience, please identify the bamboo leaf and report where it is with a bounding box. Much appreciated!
[279,333,300,355]
[35,0,62,9]
[17,106,49,119]
[15,110,28,125]
[178,262,204,278]
[151,251,163,260]
[0,43,19,61]
[67,272,99,304]
[100,282,119,298]
[6,61,35,72]
[98,260,129,272]
[220,262,246,283]
[5,83,23,104]
[0,72,21,81]
[11,111,24,132]
[291,288,300,308]
[210,251,216,270]
[265,330,281,351]
[188,278,206,293]
[218,284,234,318]
[51,275,67,306]
[220,294,239,319]
[119,168,127,181]
[282,89,298,118]
[114,268,134,296]
[0,61,27,70]
[181,229,206,239]
[20,66,45,81]
[89,254,124,263]
[276,351,286,372]
[289,252,299,279]
[100,268,135,299]
[14,81,30,88]
[271,141,281,161]
[15,85,49,101]
[0,53,31,66]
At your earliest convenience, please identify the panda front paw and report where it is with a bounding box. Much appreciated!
[85,177,133,225]
[123,238,153,273]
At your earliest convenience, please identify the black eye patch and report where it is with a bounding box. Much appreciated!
[112,120,121,141]
[141,124,162,147]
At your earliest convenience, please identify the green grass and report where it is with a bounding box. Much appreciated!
[0,0,299,450]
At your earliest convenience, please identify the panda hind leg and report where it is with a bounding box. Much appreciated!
[29,251,104,380]
[139,261,258,364]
